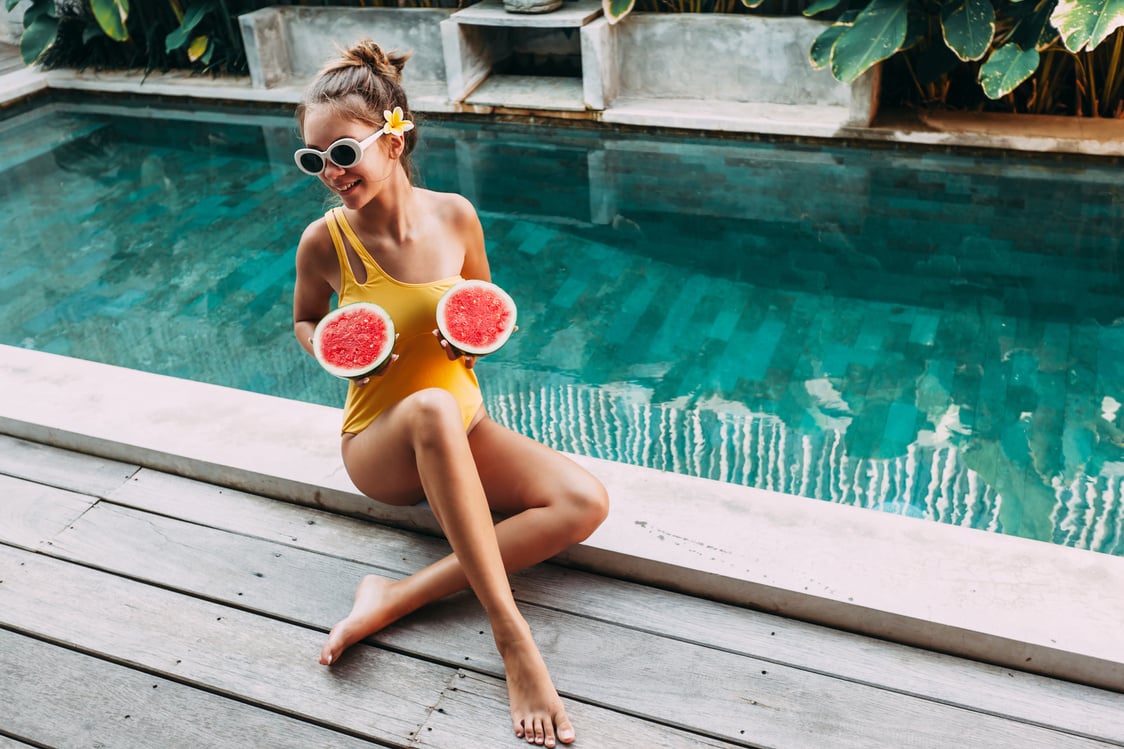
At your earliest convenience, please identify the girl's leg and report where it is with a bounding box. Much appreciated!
[331,390,606,746]
[323,413,608,655]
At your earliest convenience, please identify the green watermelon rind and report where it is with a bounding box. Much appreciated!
[436,280,518,357]
[312,302,396,380]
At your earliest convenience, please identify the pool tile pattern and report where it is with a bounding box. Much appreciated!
[1,103,1121,556]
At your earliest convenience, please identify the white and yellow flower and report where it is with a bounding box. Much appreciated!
[382,107,414,136]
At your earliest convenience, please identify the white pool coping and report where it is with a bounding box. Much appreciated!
[1,345,1122,692]
[3,66,1124,157]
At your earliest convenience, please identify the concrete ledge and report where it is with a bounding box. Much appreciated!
[612,14,878,126]
[0,65,46,105]
[1,344,1121,693]
[602,97,861,138]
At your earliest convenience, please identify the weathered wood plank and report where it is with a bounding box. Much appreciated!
[43,501,1119,749]
[105,469,1124,744]
[106,467,441,561]
[0,474,96,548]
[0,545,449,747]
[45,500,381,629]
[0,628,389,749]
[0,736,36,748]
[418,671,742,749]
[0,435,136,495]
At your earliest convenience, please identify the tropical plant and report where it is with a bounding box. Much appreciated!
[10,0,272,73]
[806,0,1124,114]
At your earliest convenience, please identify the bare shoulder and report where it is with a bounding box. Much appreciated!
[296,216,335,267]
[420,189,480,230]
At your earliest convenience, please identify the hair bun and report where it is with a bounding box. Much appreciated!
[343,38,411,85]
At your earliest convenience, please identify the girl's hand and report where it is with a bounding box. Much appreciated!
[433,329,478,370]
[351,353,398,387]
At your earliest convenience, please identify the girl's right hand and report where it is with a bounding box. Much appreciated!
[433,329,478,370]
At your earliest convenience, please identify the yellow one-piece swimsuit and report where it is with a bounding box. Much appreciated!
[325,207,483,435]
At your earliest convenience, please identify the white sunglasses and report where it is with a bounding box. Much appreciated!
[294,130,384,175]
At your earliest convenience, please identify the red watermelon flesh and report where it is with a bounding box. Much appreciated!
[437,281,517,356]
[313,302,395,379]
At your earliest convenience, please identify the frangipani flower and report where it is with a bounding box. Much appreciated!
[382,107,414,137]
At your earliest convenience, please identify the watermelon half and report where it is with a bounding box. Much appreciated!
[436,280,517,356]
[313,302,396,379]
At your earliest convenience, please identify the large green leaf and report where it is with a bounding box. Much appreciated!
[5,0,25,12]
[90,0,130,42]
[941,0,995,60]
[1008,0,1059,51]
[19,12,57,64]
[831,0,911,83]
[979,42,1040,97]
[804,0,845,15]
[810,24,847,69]
[602,0,635,23]
[1051,0,1124,51]
[166,2,209,53]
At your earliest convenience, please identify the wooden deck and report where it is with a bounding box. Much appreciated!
[1,433,1122,749]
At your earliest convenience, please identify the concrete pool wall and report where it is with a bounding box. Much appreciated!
[1,344,1122,693]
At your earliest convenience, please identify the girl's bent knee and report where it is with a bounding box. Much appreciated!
[568,478,609,540]
[401,389,465,446]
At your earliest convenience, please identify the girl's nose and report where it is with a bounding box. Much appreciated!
[322,161,346,180]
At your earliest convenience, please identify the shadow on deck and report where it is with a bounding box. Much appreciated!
[1,434,1122,748]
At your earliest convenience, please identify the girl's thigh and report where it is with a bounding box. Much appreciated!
[468,415,604,515]
[340,400,429,506]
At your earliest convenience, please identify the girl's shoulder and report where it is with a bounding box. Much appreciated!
[296,214,337,266]
[417,188,479,228]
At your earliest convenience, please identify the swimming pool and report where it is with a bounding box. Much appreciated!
[2,97,1122,557]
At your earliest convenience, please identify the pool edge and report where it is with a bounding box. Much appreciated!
[1,345,1121,693]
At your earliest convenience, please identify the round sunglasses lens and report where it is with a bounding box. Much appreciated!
[298,152,325,174]
[329,142,361,168]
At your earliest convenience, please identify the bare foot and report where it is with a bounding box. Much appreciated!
[319,575,397,665]
[500,635,574,747]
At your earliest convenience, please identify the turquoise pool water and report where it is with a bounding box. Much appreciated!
[2,98,1122,556]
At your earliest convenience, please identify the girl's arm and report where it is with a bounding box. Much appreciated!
[455,195,491,283]
[293,220,338,356]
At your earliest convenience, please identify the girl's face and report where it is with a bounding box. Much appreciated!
[300,105,399,207]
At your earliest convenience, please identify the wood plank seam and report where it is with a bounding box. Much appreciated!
[0,622,406,749]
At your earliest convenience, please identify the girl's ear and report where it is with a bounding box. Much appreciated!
[387,133,407,160]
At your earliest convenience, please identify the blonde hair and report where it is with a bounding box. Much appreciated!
[296,39,417,181]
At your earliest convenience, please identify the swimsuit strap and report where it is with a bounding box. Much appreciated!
[324,209,348,273]
[332,208,381,272]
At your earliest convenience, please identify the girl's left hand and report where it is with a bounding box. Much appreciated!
[433,329,477,369]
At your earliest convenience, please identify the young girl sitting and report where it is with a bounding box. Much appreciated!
[291,38,609,747]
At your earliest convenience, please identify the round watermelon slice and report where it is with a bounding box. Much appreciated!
[436,280,517,356]
[313,302,395,379]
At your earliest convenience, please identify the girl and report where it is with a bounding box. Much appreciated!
[291,39,609,748]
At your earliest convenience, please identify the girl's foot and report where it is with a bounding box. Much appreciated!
[500,635,575,747]
[319,575,397,665]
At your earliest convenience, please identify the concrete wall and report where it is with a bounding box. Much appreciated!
[240,6,453,90]
[614,14,858,108]
[240,5,878,125]
[1,1,26,46]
